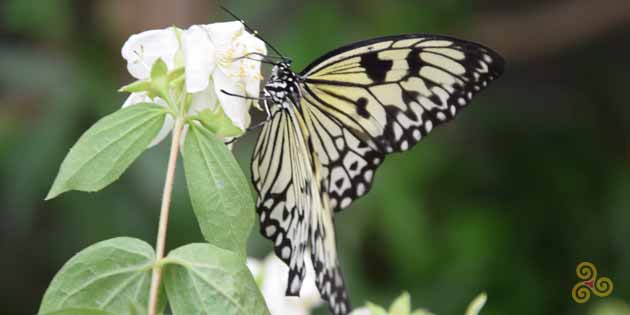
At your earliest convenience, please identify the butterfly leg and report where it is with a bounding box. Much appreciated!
[233,52,284,65]
[220,89,269,102]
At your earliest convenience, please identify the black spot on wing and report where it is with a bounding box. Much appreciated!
[401,90,420,121]
[360,52,392,83]
[356,97,370,118]
[335,178,344,188]
[406,48,422,75]
[349,160,358,171]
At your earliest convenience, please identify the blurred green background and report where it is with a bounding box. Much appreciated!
[1,0,629,314]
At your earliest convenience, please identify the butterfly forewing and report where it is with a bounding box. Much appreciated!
[301,34,504,211]
[252,105,311,295]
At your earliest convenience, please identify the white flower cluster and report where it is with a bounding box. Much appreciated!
[120,21,266,146]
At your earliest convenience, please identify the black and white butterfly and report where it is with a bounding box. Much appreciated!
[244,31,504,315]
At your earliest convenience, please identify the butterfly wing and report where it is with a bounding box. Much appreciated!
[300,106,352,315]
[300,34,504,211]
[252,100,352,315]
[302,98,385,211]
[251,105,311,296]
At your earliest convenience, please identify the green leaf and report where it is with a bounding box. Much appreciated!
[182,124,255,256]
[389,292,411,315]
[119,80,152,93]
[163,243,268,315]
[366,302,388,315]
[150,59,169,100]
[150,58,168,81]
[196,107,245,139]
[168,67,185,83]
[39,237,166,314]
[46,103,166,199]
[410,309,435,315]
[127,302,169,315]
[40,308,113,315]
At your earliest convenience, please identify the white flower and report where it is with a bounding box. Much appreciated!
[185,21,266,130]
[247,254,323,315]
[121,27,180,80]
[120,21,266,146]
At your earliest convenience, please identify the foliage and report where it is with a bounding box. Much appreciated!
[39,28,268,313]
[40,96,268,312]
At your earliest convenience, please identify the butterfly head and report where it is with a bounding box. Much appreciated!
[265,60,300,105]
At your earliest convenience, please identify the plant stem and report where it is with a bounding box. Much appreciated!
[148,118,185,315]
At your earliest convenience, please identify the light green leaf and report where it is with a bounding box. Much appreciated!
[46,103,166,199]
[150,58,168,81]
[150,59,169,100]
[410,309,435,315]
[127,301,169,315]
[195,107,245,139]
[163,243,268,315]
[389,292,411,315]
[40,308,113,315]
[465,292,487,315]
[168,67,185,84]
[182,124,255,256]
[39,237,165,314]
[366,302,388,315]
[119,80,151,93]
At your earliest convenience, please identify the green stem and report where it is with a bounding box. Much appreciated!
[147,117,185,315]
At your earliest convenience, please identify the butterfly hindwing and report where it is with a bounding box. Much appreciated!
[253,99,353,314]
[303,96,385,211]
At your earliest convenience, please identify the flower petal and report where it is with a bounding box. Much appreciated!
[149,113,175,148]
[183,25,216,93]
[246,258,263,279]
[233,31,267,97]
[190,82,219,114]
[260,254,322,315]
[121,27,180,80]
[298,256,323,309]
[122,92,151,108]
[213,69,251,130]
[203,21,244,53]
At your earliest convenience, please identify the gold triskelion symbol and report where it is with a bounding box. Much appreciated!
[571,262,613,303]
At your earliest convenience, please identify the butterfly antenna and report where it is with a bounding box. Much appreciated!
[219,5,286,60]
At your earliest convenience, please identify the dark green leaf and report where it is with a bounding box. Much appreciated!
[163,243,268,315]
[182,124,255,256]
[39,237,165,314]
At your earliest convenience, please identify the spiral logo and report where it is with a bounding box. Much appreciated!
[571,262,614,303]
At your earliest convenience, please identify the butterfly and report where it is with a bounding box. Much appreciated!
[247,33,504,315]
